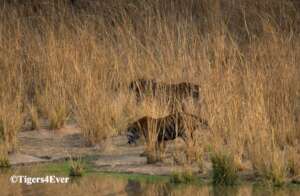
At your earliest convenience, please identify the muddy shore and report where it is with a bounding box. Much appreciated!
[7,125,300,184]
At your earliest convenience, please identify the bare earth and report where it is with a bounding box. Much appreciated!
[8,125,300,184]
[9,124,201,176]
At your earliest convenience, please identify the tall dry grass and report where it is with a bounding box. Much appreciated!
[0,0,299,180]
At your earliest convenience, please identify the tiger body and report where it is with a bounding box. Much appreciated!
[127,113,208,145]
[129,79,200,103]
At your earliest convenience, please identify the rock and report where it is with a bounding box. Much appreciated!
[9,153,49,165]
[93,155,147,167]
[96,164,199,176]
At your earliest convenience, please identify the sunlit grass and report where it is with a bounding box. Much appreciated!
[0,0,299,187]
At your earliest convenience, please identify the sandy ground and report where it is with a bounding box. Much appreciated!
[9,124,201,176]
[7,125,300,184]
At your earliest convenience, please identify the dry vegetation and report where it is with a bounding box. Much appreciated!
[0,0,299,184]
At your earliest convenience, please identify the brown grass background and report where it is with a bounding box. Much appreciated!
[0,0,299,179]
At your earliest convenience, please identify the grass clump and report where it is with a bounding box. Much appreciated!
[36,86,69,130]
[74,85,128,146]
[145,151,161,164]
[144,147,163,164]
[170,170,196,184]
[262,167,286,187]
[69,158,85,177]
[287,149,300,178]
[258,151,287,187]
[26,104,40,130]
[0,155,10,168]
[249,134,289,187]
[211,152,238,186]
[48,105,68,130]
[0,101,23,152]
[0,120,4,143]
[0,146,10,168]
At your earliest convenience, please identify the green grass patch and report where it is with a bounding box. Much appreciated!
[38,160,168,183]
[36,159,93,176]
[170,170,197,184]
[69,158,86,177]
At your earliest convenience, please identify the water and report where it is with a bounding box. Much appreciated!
[0,167,299,196]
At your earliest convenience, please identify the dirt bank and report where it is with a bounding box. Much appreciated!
[9,125,201,176]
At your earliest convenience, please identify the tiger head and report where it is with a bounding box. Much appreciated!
[127,124,141,145]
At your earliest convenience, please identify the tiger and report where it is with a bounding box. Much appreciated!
[127,113,208,146]
[128,79,200,103]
